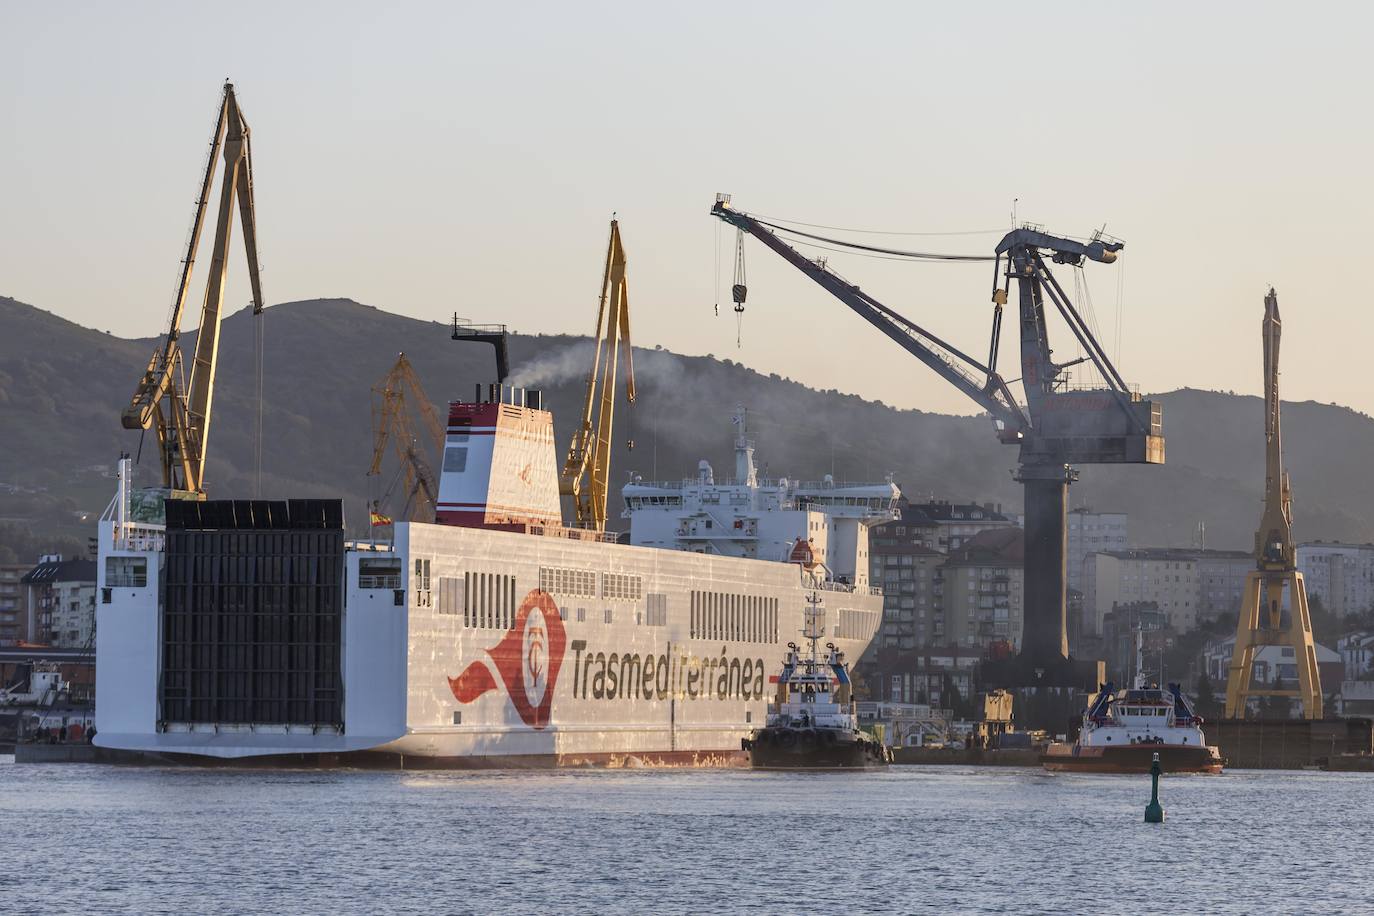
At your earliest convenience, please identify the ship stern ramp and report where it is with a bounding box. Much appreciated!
[95,499,408,758]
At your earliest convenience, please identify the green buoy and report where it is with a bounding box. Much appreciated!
[1145,752,1165,823]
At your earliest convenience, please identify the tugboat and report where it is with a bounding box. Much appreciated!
[1042,631,1223,775]
[742,594,891,769]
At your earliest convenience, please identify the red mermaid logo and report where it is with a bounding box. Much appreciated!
[447,589,566,728]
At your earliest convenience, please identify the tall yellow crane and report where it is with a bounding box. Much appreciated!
[368,353,445,523]
[122,82,264,496]
[1224,289,1322,719]
[560,219,636,531]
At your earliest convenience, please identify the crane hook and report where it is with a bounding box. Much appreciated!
[732,228,748,346]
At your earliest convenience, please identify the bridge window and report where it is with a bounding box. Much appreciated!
[359,557,401,589]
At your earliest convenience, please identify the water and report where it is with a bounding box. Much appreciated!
[2,758,1371,915]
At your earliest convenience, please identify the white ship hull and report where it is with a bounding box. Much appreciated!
[96,520,882,765]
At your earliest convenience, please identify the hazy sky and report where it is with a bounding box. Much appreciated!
[3,2,1372,417]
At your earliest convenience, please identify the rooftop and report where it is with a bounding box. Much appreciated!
[21,557,96,586]
[945,527,1024,566]
[897,498,1013,526]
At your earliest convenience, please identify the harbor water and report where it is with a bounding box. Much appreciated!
[2,758,1370,914]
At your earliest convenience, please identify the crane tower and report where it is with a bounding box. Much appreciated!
[1224,290,1322,719]
[710,196,1163,702]
[559,219,636,531]
[122,82,263,497]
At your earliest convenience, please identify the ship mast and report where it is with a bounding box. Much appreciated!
[803,591,824,669]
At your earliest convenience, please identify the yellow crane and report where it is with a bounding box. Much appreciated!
[122,82,264,497]
[1224,289,1322,719]
[368,353,445,523]
[560,219,636,531]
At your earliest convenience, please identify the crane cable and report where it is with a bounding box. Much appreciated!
[753,217,997,262]
[713,220,721,317]
[749,212,1004,237]
[732,228,747,347]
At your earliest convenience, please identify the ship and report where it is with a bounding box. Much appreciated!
[743,594,890,769]
[94,399,898,767]
[1,662,95,748]
[1041,633,1223,774]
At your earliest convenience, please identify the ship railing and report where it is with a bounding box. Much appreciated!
[629,476,896,492]
[358,575,402,589]
[812,580,882,596]
[347,540,395,552]
[113,522,165,553]
[525,524,622,544]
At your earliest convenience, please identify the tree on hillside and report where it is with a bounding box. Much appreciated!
[1306,593,1344,647]
[0,522,87,566]
[1194,672,1220,720]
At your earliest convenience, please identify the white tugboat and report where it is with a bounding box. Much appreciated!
[743,593,891,769]
[1042,631,1223,774]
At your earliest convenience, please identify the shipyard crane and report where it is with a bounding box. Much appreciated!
[122,82,264,497]
[711,195,1164,683]
[560,219,637,531]
[1224,290,1322,719]
[368,353,445,523]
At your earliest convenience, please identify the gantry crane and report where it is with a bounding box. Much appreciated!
[122,82,263,496]
[368,353,445,523]
[559,219,636,531]
[1224,290,1322,719]
[711,195,1164,682]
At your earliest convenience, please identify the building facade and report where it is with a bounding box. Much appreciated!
[871,541,944,651]
[937,528,1024,651]
[21,556,97,648]
[1337,631,1374,682]
[1297,542,1374,619]
[894,499,1015,553]
[860,644,983,708]
[1200,636,1343,694]
[1195,550,1255,621]
[1082,549,1201,637]
[0,563,30,645]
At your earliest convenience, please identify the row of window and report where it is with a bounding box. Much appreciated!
[689,590,778,643]
[539,566,643,601]
[538,566,597,599]
[455,571,516,629]
[603,573,643,601]
[106,556,148,588]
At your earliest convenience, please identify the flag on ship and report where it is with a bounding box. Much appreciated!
[369,511,393,527]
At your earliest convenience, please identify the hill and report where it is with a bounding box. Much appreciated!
[1,294,1371,550]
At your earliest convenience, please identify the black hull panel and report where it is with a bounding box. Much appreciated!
[744,727,890,769]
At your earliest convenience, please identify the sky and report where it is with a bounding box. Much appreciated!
[3,2,1372,417]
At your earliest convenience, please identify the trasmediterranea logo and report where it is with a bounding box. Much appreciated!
[448,589,566,729]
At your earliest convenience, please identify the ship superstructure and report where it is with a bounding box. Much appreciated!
[623,407,897,587]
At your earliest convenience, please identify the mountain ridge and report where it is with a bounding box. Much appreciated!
[1,294,1370,549]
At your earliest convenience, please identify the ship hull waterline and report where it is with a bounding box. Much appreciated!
[1041,742,1224,775]
[744,728,890,770]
